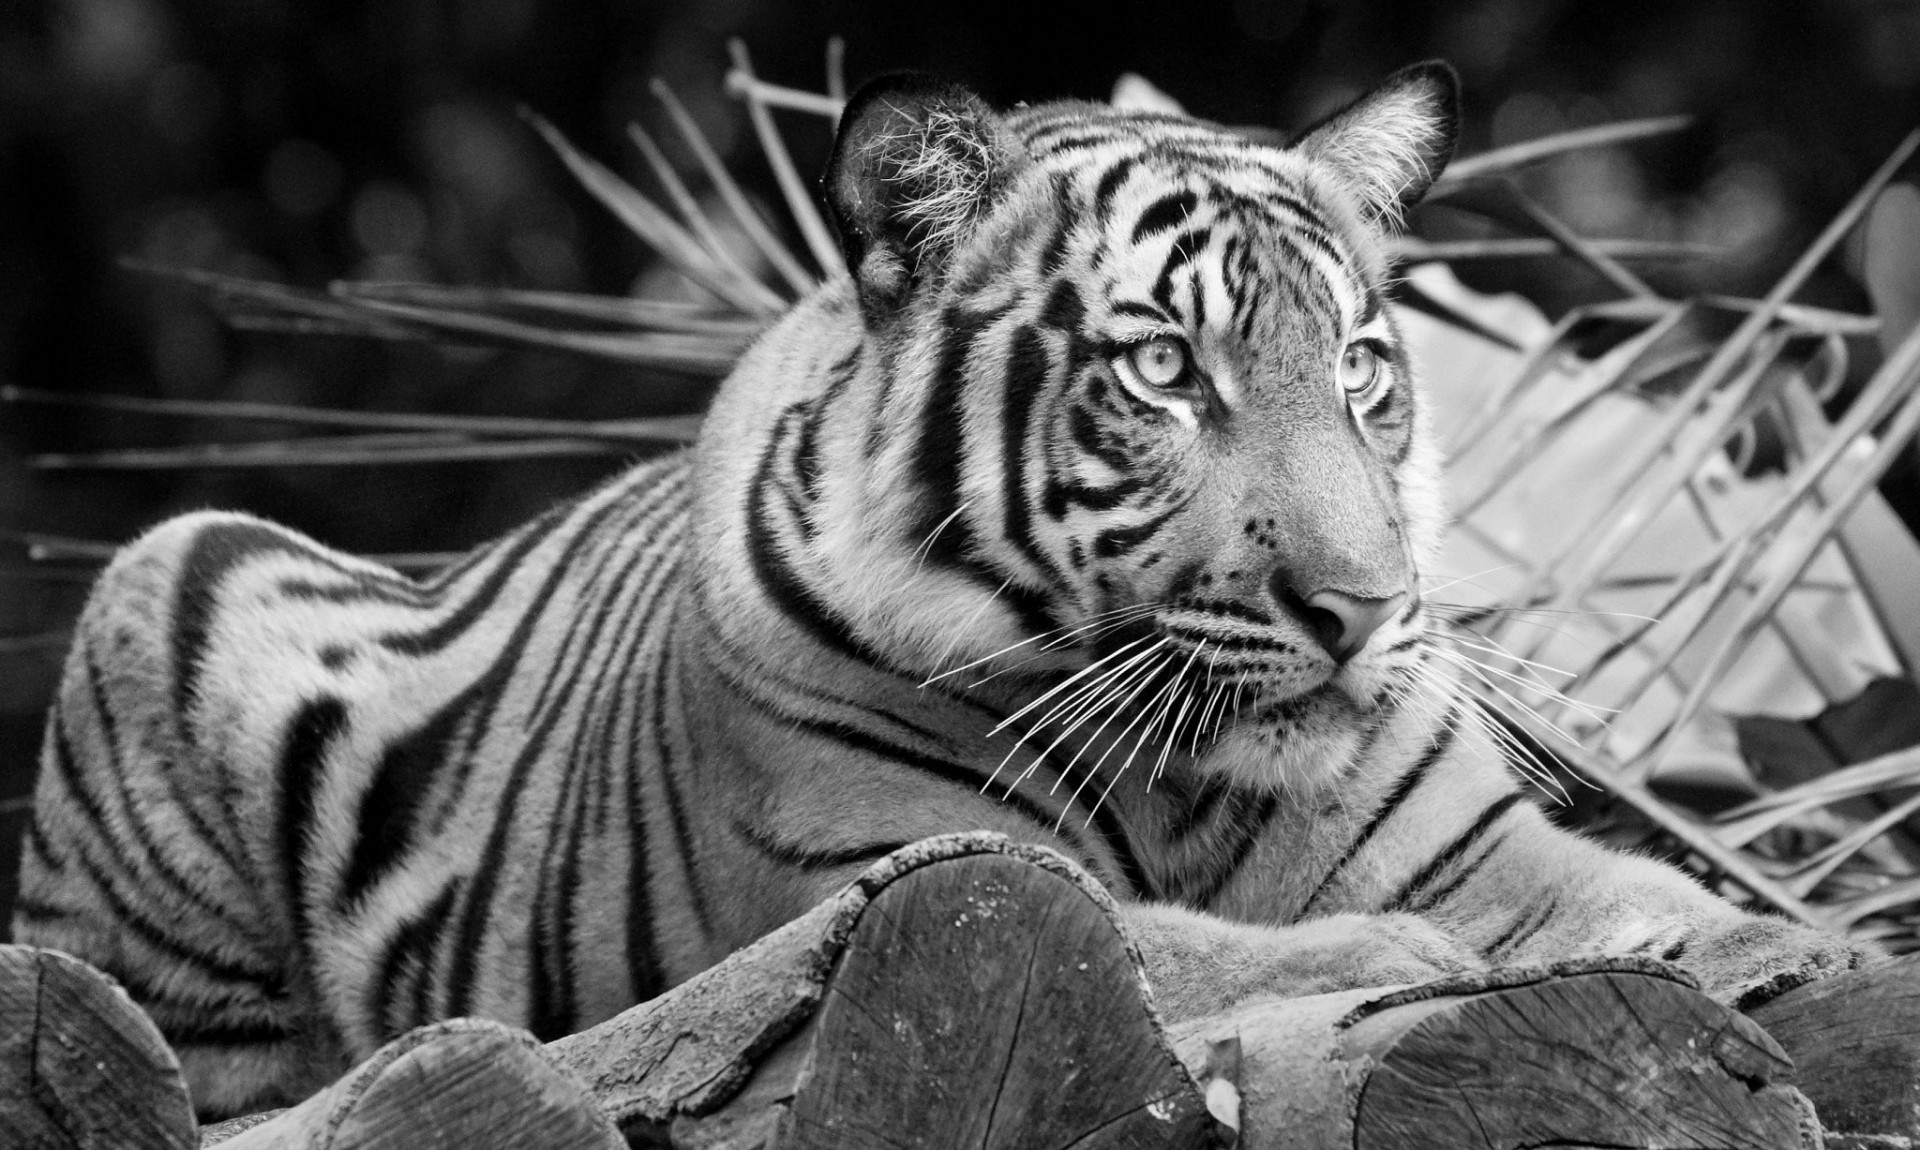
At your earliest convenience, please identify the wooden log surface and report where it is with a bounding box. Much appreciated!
[0,943,197,1150]
[547,832,1224,1149]
[202,1016,622,1150]
[13,832,1909,1149]
[1750,950,1920,1139]
[1171,957,1822,1150]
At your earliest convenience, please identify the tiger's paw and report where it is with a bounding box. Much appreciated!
[1125,904,1481,1021]
[1292,911,1486,994]
[1680,915,1880,1010]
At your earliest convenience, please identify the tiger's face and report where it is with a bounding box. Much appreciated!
[821,68,1459,790]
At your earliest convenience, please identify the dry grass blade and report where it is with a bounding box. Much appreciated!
[1,530,119,562]
[1491,694,1829,926]
[721,59,846,119]
[1829,875,1920,928]
[1637,326,1920,777]
[825,36,847,105]
[1495,130,1920,636]
[1578,323,1920,757]
[1393,277,1525,350]
[650,79,820,298]
[122,260,416,337]
[0,631,71,654]
[30,433,675,470]
[725,39,847,278]
[1508,185,1659,298]
[1395,237,1719,263]
[336,281,766,334]
[1780,791,1920,898]
[522,109,787,317]
[125,261,757,369]
[1442,309,1595,460]
[2,385,700,442]
[335,294,754,370]
[1507,329,1793,660]
[1451,303,1697,515]
[626,116,786,295]
[1438,114,1693,184]
[1715,750,1920,847]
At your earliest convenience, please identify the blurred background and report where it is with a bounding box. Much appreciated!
[3,0,1919,924]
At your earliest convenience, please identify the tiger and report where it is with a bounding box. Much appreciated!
[12,62,1872,1119]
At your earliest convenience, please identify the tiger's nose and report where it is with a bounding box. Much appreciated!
[1278,583,1407,664]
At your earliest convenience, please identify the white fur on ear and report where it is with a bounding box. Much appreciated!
[1294,62,1461,226]
[825,75,1013,315]
[1110,73,1187,115]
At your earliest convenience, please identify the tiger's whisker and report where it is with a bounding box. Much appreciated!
[1007,635,1168,797]
[1000,634,1169,790]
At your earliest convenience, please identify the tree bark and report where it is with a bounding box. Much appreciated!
[6,835,1885,1150]
[545,833,1224,1149]
[202,1017,623,1150]
[1749,950,1920,1140]
[0,944,197,1150]
[1172,957,1822,1150]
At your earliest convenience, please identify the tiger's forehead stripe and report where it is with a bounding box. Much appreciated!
[995,122,1376,348]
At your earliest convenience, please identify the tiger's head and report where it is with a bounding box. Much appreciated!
[806,65,1460,792]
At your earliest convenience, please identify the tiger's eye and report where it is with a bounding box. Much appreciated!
[1128,338,1189,388]
[1339,342,1381,395]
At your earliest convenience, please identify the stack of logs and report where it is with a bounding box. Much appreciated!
[3,833,1915,1149]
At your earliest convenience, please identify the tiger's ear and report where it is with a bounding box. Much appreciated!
[1293,61,1460,226]
[825,74,1013,316]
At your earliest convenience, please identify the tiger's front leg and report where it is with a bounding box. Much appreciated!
[1432,808,1876,1009]
[1287,712,1877,1011]
[1118,901,1482,1021]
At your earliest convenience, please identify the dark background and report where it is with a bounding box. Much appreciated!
[3,0,1918,923]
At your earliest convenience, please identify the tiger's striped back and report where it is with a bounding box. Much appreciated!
[15,458,706,1109]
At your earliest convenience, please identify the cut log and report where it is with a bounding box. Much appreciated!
[0,943,197,1150]
[1749,951,1920,1139]
[201,1016,622,1150]
[545,832,1224,1149]
[1170,957,1823,1150]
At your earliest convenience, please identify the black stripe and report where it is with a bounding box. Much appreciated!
[1093,156,1137,221]
[437,492,672,1015]
[912,305,1003,568]
[1166,776,1228,842]
[280,697,348,960]
[649,633,717,942]
[157,1017,298,1047]
[1040,278,1084,336]
[530,720,593,1041]
[1038,182,1076,274]
[1091,500,1184,559]
[1184,790,1279,908]
[172,522,330,720]
[1383,792,1524,913]
[106,640,255,909]
[733,818,907,870]
[68,844,277,989]
[1110,299,1173,324]
[1002,323,1065,589]
[45,702,143,890]
[745,413,888,668]
[1298,716,1457,915]
[375,494,587,656]
[341,697,467,908]
[371,883,459,1040]
[1131,190,1198,243]
[1485,895,1559,959]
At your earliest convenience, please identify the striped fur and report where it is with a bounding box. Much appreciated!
[14,66,1868,1116]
